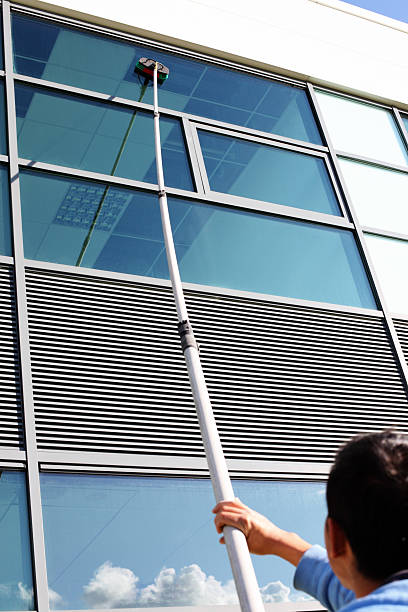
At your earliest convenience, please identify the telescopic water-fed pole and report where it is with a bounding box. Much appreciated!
[135,57,265,612]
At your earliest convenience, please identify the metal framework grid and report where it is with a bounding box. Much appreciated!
[0,1,408,611]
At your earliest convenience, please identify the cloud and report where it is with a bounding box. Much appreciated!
[83,562,139,609]
[49,587,64,609]
[83,562,295,608]
[18,583,34,607]
[16,582,64,610]
[137,565,237,607]
[260,580,290,603]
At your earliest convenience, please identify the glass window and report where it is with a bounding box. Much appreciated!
[20,170,376,309]
[315,91,408,167]
[198,130,340,215]
[15,84,193,191]
[0,472,34,611]
[365,233,408,315]
[403,115,408,136]
[40,474,326,609]
[339,159,408,235]
[12,14,322,144]
[0,81,8,155]
[0,165,13,256]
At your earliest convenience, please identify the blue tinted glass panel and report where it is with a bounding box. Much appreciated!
[15,84,193,191]
[403,116,408,135]
[20,171,375,308]
[0,81,8,155]
[0,165,12,256]
[40,473,326,609]
[199,130,340,215]
[0,472,34,611]
[12,14,322,144]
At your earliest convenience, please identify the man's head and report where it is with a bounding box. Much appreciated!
[326,430,408,582]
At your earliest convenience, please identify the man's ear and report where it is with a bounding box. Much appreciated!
[326,517,348,558]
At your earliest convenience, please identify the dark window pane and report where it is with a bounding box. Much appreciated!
[15,84,193,191]
[0,165,12,256]
[20,171,375,308]
[199,130,340,215]
[0,472,34,611]
[0,81,8,155]
[12,13,322,144]
[40,473,325,609]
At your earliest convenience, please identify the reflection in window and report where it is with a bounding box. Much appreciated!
[403,116,408,137]
[20,170,375,308]
[0,165,12,256]
[315,91,408,167]
[365,233,408,315]
[0,472,34,611]
[12,13,322,144]
[339,159,408,235]
[0,81,8,155]
[15,85,193,191]
[40,474,326,609]
[199,130,340,215]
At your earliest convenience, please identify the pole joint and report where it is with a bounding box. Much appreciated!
[154,110,160,117]
[177,320,199,353]
[158,189,166,197]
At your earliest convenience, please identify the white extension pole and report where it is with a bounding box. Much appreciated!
[152,63,265,612]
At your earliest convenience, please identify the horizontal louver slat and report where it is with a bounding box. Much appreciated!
[26,268,408,463]
[0,266,24,449]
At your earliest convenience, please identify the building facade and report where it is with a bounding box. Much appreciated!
[1,1,408,611]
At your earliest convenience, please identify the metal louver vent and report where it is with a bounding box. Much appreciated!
[0,265,24,449]
[26,268,408,463]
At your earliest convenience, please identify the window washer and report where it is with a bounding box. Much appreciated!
[213,430,408,612]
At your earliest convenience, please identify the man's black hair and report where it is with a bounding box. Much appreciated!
[326,430,408,581]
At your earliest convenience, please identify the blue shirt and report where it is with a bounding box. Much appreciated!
[294,545,408,612]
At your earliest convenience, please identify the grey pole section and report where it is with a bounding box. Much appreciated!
[152,63,264,612]
[2,3,50,612]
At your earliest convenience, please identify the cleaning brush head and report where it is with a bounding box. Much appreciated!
[134,58,169,83]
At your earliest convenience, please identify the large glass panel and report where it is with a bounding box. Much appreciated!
[40,474,326,609]
[0,165,13,256]
[0,81,8,155]
[15,84,193,191]
[315,91,408,167]
[0,472,34,611]
[12,14,322,144]
[199,130,340,215]
[365,233,408,315]
[20,170,376,308]
[339,159,408,235]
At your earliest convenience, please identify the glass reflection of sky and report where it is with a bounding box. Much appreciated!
[339,158,408,235]
[0,472,34,611]
[12,13,322,144]
[199,130,340,215]
[0,164,12,257]
[15,85,193,192]
[20,170,376,309]
[0,82,8,155]
[40,475,326,609]
[315,91,408,168]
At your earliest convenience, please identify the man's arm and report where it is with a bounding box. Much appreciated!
[213,498,311,564]
[213,498,354,612]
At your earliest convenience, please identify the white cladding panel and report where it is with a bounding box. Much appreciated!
[23,0,408,107]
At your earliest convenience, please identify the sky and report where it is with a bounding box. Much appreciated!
[341,0,408,23]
